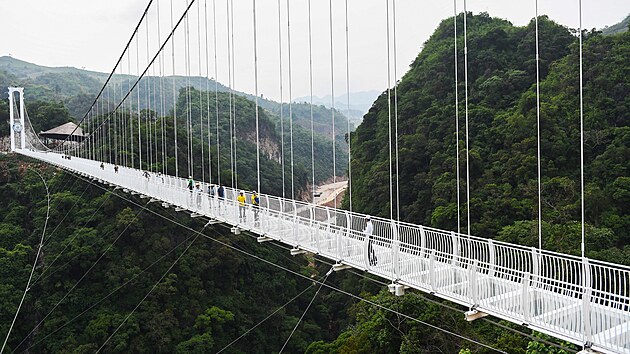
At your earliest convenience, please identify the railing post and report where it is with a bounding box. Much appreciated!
[391,220,400,280]
[292,200,298,245]
[488,239,496,277]
[419,225,426,258]
[450,231,459,267]
[429,250,437,292]
[469,260,479,306]
[363,220,369,269]
[521,272,531,323]
[261,195,269,234]
[582,257,592,346]
[341,211,350,261]
[531,247,539,286]
[309,206,315,246]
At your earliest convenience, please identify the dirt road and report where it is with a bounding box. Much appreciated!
[314,180,347,206]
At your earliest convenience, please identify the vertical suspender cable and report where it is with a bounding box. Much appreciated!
[226,0,234,188]
[108,85,112,164]
[463,0,470,236]
[101,100,104,162]
[287,0,295,200]
[184,0,190,177]
[578,1,589,347]
[128,49,134,168]
[579,0,586,258]
[535,0,542,250]
[121,70,126,166]
[329,0,337,209]
[137,34,143,170]
[86,108,90,160]
[205,0,213,184]
[386,0,393,221]
[171,0,179,177]
[253,0,261,193]
[97,100,100,161]
[153,3,159,171]
[454,0,460,234]
[344,0,352,212]
[231,0,238,189]
[146,16,152,172]
[213,0,221,185]
[120,70,126,166]
[308,0,315,201]
[185,0,193,178]
[158,0,167,175]
[113,69,118,165]
[153,46,159,172]
[278,0,285,198]
[393,0,400,221]
[197,0,206,183]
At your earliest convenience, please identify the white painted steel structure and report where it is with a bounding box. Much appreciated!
[14,148,630,354]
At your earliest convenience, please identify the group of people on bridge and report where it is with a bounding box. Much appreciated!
[185,175,260,223]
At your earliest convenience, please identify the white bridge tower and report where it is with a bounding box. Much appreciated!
[8,87,25,151]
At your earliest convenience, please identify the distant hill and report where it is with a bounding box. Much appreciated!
[293,90,380,125]
[602,14,629,35]
[0,56,350,183]
[0,56,351,137]
[0,56,230,118]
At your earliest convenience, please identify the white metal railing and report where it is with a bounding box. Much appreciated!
[17,149,630,354]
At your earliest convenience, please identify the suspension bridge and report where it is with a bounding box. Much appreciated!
[3,0,630,353]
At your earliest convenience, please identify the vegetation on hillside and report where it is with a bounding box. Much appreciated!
[0,157,576,353]
[3,11,629,354]
[0,157,336,353]
[601,14,630,35]
[0,56,351,185]
[347,13,630,264]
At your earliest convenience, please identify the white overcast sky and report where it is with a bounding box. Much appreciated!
[1,0,629,102]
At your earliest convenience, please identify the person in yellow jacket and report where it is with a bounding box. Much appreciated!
[237,191,247,221]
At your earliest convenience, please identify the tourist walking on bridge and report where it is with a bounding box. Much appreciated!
[194,182,202,209]
[208,184,215,209]
[237,191,247,221]
[187,176,194,192]
[217,185,225,213]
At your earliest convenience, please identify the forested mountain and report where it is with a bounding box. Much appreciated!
[3,11,629,354]
[0,156,576,354]
[0,158,342,353]
[169,88,347,192]
[0,56,350,186]
[348,13,630,264]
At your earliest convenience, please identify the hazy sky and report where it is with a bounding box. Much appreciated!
[2,0,629,102]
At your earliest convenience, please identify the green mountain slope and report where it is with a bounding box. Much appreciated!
[0,158,340,353]
[602,14,630,35]
[1,56,350,185]
[348,13,630,261]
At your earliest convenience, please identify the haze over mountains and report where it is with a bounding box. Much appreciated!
[293,90,380,126]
